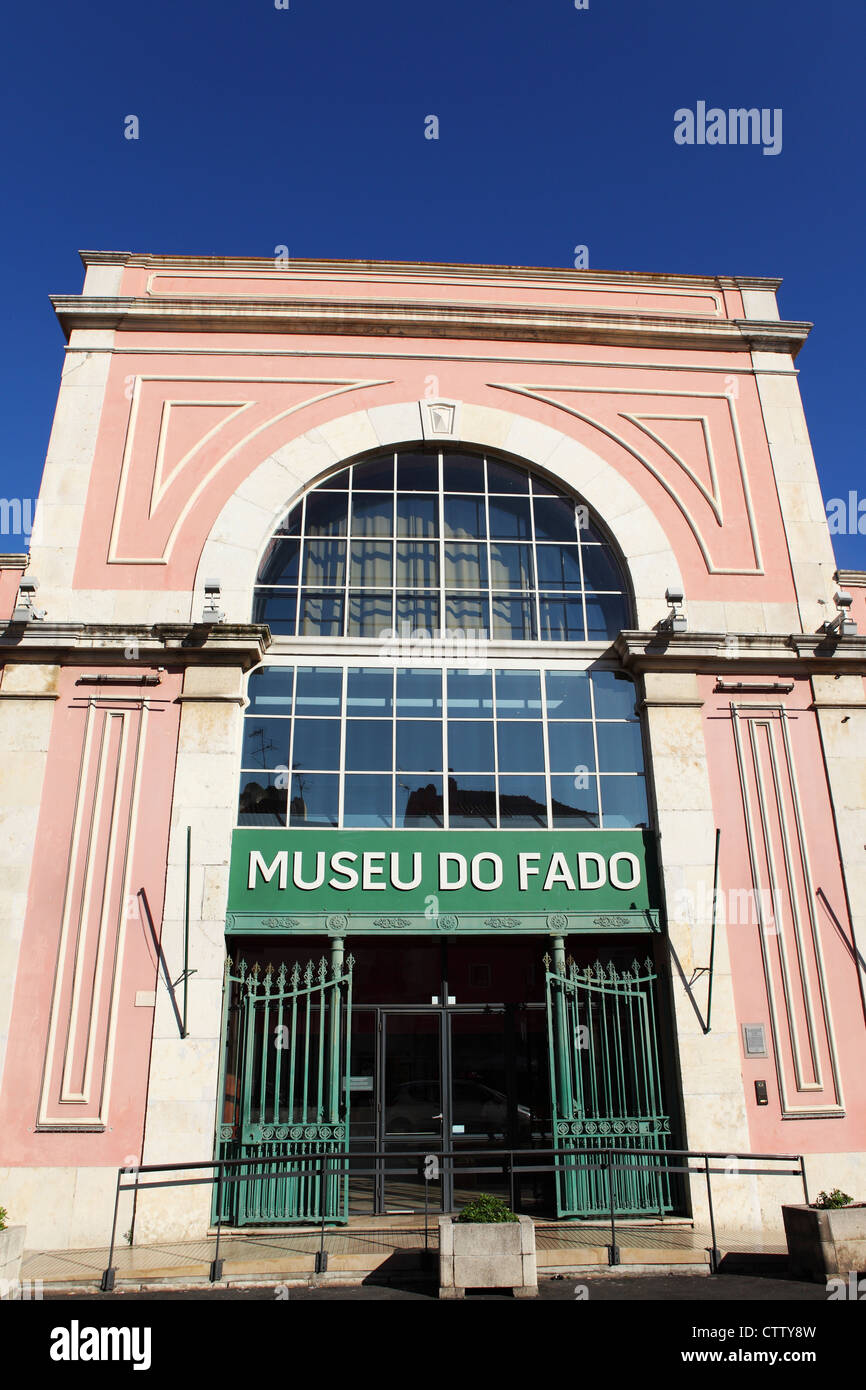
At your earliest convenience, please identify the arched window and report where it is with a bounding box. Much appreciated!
[253,447,631,640]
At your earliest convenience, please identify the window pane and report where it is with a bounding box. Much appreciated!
[447,720,494,772]
[241,717,290,770]
[444,542,487,588]
[238,772,288,826]
[348,591,393,637]
[447,669,493,718]
[498,775,547,827]
[343,774,392,827]
[302,539,346,587]
[291,718,340,770]
[347,667,393,715]
[489,542,534,590]
[305,492,348,537]
[298,591,343,636]
[445,593,489,634]
[352,455,395,490]
[550,775,600,828]
[396,720,443,772]
[397,451,439,491]
[599,775,649,828]
[591,670,637,718]
[258,536,300,586]
[396,495,438,538]
[487,458,529,493]
[275,504,302,536]
[581,544,625,591]
[445,495,486,539]
[247,666,294,714]
[350,540,393,587]
[395,593,440,632]
[289,773,338,827]
[345,719,393,771]
[585,592,629,638]
[490,597,536,640]
[536,544,581,590]
[545,670,591,720]
[488,496,532,540]
[547,721,595,773]
[443,453,485,492]
[497,721,544,773]
[396,776,444,827]
[318,468,349,491]
[596,721,644,773]
[396,540,439,587]
[539,596,584,641]
[495,670,542,718]
[253,590,297,635]
[351,494,393,536]
[295,666,343,714]
[447,775,496,827]
[396,667,443,715]
[533,496,579,542]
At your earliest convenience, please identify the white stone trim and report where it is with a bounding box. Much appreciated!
[195,400,685,632]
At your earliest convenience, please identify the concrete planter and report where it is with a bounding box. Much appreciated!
[0,1226,26,1299]
[782,1203,866,1281]
[439,1214,538,1298]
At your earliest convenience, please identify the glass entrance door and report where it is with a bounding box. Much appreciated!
[381,1012,444,1212]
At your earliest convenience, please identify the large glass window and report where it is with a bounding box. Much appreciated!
[253,448,631,641]
[238,665,647,830]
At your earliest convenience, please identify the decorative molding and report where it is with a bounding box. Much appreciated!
[731,703,844,1117]
[38,700,149,1128]
[108,376,392,565]
[50,295,811,356]
[490,383,763,575]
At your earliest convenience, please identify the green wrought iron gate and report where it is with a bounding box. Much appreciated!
[545,956,672,1218]
[215,954,353,1225]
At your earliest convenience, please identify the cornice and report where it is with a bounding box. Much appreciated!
[0,554,29,568]
[615,630,866,675]
[50,294,810,356]
[0,622,271,669]
[76,250,783,292]
[835,569,866,588]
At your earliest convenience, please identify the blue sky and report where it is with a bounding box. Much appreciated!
[2,0,864,566]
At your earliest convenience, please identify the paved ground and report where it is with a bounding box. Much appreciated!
[39,1271,829,1300]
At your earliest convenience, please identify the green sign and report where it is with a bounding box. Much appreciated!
[227,829,660,935]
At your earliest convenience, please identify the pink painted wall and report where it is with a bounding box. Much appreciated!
[0,665,182,1165]
[701,673,866,1152]
[0,566,25,619]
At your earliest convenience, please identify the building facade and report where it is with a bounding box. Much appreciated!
[1,252,865,1250]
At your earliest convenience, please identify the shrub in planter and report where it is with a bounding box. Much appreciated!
[456,1194,519,1224]
[782,1189,865,1282]
[440,1195,537,1299]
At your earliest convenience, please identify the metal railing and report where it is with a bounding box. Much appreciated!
[100,1145,808,1290]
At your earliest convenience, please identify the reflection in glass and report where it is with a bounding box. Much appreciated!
[545,669,591,720]
[345,719,393,771]
[599,775,649,827]
[343,773,393,827]
[348,591,393,637]
[238,772,288,825]
[346,667,392,715]
[447,669,493,717]
[496,721,544,773]
[396,720,442,772]
[291,718,340,770]
[289,772,339,826]
[547,721,595,773]
[448,775,497,826]
[397,777,444,827]
[447,720,495,772]
[241,717,290,770]
[495,669,542,718]
[550,775,600,827]
[498,776,548,827]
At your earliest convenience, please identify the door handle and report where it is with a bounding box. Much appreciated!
[432,1113,443,1119]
